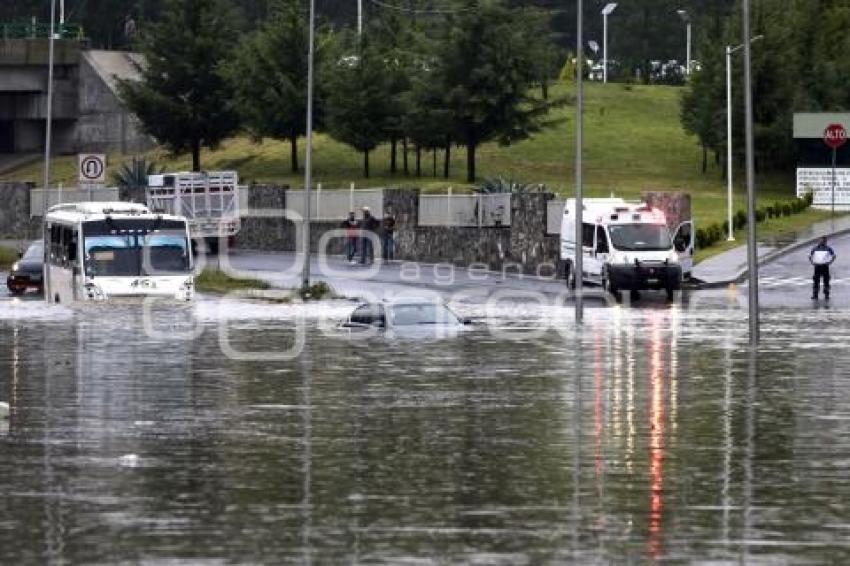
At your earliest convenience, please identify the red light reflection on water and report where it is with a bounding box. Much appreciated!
[647,316,665,558]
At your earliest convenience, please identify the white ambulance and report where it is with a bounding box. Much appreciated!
[560,198,694,300]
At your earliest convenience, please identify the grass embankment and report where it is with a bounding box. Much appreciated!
[194,269,271,294]
[2,81,830,259]
[195,269,334,301]
[0,247,18,270]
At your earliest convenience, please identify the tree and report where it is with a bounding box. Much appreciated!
[118,0,240,171]
[227,0,315,173]
[323,37,393,178]
[434,1,564,182]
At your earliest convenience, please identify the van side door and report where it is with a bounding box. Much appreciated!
[582,222,601,280]
[592,225,610,277]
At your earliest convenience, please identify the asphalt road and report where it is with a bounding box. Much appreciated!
[4,240,850,310]
[746,232,850,309]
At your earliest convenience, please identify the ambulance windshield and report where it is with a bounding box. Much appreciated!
[608,223,672,251]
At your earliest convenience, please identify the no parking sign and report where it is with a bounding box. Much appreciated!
[78,154,106,184]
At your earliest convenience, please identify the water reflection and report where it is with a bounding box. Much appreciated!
[0,304,848,562]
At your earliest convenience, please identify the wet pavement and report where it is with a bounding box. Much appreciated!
[1,271,850,563]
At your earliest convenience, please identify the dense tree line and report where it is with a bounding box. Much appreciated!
[681,0,850,175]
[118,0,565,180]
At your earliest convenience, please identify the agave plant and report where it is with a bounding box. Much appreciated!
[112,156,163,190]
[475,176,545,194]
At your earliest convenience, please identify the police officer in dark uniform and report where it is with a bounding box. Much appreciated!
[809,236,836,300]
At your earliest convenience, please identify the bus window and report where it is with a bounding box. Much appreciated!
[142,232,191,275]
[65,228,78,264]
[49,224,62,264]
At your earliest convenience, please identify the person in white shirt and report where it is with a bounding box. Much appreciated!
[809,237,836,300]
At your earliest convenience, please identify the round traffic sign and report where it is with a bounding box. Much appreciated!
[823,123,847,150]
[80,155,105,181]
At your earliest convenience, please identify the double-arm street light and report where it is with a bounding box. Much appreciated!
[676,9,691,75]
[725,35,763,242]
[601,3,617,84]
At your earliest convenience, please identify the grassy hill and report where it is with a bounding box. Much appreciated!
[1,81,824,233]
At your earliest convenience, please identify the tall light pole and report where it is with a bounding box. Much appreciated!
[601,3,617,84]
[357,0,363,35]
[43,0,57,304]
[742,0,759,344]
[725,35,763,242]
[676,9,691,75]
[575,0,584,323]
[301,0,317,291]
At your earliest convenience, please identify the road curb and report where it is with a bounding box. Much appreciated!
[693,226,850,289]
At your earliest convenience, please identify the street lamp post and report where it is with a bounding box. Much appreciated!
[301,0,316,291]
[601,3,617,84]
[575,0,584,323]
[42,0,57,304]
[742,0,759,344]
[357,0,362,35]
[725,35,763,242]
[676,9,691,75]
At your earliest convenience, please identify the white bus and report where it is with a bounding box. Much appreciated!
[44,202,194,304]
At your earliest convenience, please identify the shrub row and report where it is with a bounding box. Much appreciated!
[695,192,813,250]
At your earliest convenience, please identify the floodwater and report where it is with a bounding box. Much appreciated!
[1,296,849,564]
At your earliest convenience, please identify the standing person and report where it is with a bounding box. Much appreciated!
[810,236,836,300]
[382,211,396,261]
[342,211,359,263]
[359,207,379,264]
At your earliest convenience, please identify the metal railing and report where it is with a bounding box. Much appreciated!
[30,187,119,217]
[285,187,384,221]
[1,22,84,40]
[418,193,511,227]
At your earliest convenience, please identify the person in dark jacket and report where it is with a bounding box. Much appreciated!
[359,207,380,264]
[809,236,836,300]
[382,212,396,261]
[342,211,359,262]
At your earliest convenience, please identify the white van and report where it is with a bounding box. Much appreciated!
[560,198,694,300]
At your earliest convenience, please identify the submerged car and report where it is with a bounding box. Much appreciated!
[6,241,44,296]
[343,298,471,331]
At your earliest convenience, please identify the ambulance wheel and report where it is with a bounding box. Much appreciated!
[602,270,621,302]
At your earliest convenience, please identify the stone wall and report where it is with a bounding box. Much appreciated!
[0,183,40,240]
[234,186,559,274]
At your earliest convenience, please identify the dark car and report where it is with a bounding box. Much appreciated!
[7,241,44,296]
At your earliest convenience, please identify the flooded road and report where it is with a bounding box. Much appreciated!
[1,297,849,563]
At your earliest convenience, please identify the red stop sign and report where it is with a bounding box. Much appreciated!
[824,123,847,149]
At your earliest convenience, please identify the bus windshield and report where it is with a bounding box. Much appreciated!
[83,219,191,277]
[607,223,672,252]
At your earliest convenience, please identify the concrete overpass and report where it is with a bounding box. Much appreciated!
[0,38,152,156]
